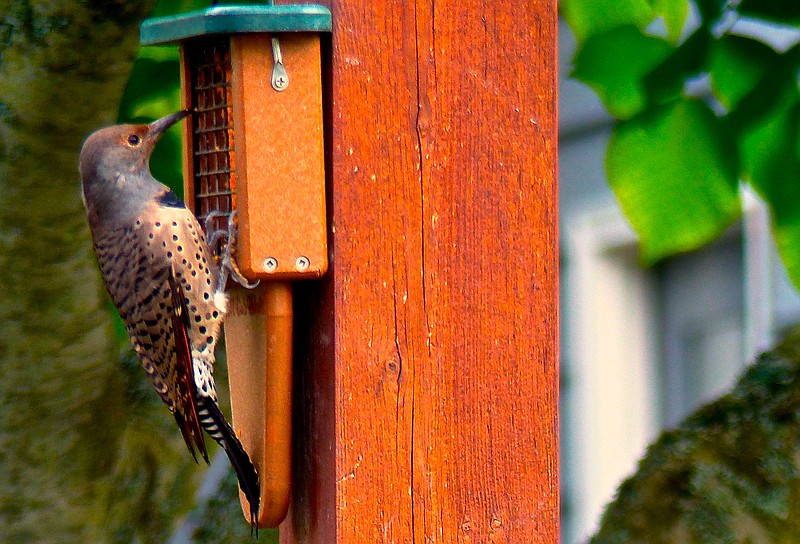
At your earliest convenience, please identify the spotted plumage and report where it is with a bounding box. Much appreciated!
[79,111,259,525]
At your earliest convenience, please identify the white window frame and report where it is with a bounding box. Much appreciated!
[561,204,662,543]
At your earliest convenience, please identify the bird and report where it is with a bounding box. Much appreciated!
[79,110,260,527]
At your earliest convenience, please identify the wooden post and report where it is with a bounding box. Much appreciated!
[283,0,558,542]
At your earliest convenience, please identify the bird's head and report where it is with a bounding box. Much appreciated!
[80,110,190,224]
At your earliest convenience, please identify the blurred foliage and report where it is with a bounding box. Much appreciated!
[590,326,800,543]
[194,469,279,544]
[563,1,800,540]
[562,0,800,289]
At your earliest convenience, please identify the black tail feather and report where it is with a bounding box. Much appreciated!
[197,396,260,530]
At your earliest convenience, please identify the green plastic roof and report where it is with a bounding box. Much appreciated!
[140,4,332,45]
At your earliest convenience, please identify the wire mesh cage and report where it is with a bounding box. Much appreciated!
[186,38,236,240]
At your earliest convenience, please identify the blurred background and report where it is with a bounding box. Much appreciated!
[559,8,800,543]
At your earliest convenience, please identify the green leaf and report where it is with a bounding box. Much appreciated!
[738,0,800,23]
[118,53,182,122]
[739,86,800,288]
[710,36,780,111]
[694,0,727,23]
[572,26,674,119]
[739,87,800,219]
[724,56,797,138]
[652,0,690,44]
[643,28,710,105]
[607,100,741,264]
[561,0,654,44]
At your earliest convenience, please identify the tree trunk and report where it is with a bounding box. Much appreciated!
[0,3,162,543]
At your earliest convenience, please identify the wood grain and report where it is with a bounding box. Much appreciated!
[284,1,558,541]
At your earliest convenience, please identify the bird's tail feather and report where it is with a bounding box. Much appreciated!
[197,396,260,528]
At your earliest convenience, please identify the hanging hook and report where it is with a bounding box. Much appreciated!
[271,36,289,91]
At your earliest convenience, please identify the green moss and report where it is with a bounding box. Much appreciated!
[592,327,800,543]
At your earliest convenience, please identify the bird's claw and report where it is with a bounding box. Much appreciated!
[203,210,227,236]
[207,230,227,256]
[222,250,260,291]
[209,210,260,293]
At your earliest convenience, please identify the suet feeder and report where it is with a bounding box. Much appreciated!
[141,3,331,528]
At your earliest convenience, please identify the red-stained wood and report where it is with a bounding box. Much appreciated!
[283,1,558,542]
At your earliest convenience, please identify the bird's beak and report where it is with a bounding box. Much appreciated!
[148,109,192,139]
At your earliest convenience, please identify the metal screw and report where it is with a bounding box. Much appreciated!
[263,257,278,272]
[273,74,288,90]
[295,255,310,271]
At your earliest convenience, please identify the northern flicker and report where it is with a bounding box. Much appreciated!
[79,110,259,525]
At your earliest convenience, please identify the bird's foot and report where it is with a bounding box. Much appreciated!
[203,210,227,256]
[205,210,260,292]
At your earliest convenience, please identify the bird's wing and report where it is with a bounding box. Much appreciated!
[167,270,208,463]
[92,205,222,462]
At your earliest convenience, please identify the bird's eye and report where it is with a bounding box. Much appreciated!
[127,134,141,146]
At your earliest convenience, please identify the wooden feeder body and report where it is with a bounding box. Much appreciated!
[181,33,327,280]
[140,5,331,529]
